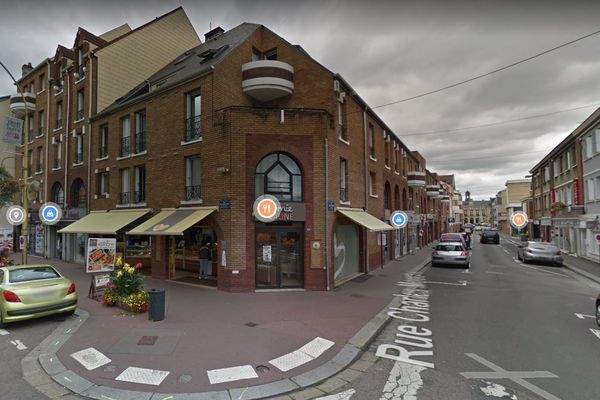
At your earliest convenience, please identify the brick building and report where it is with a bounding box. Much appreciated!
[9,12,460,292]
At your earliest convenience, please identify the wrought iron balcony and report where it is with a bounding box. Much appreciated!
[120,136,130,157]
[185,185,201,201]
[134,190,145,203]
[119,192,130,205]
[340,187,348,202]
[98,146,108,159]
[54,158,61,169]
[75,152,83,164]
[185,116,201,142]
[76,109,84,121]
[135,132,146,153]
[241,60,294,102]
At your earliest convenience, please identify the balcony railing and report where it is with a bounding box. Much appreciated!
[185,185,201,201]
[119,192,130,205]
[135,132,146,153]
[340,187,348,202]
[120,136,130,157]
[76,109,84,121]
[75,152,83,164]
[134,190,145,203]
[98,146,108,159]
[185,116,201,142]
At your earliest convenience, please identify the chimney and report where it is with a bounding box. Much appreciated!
[21,62,33,77]
[204,26,224,41]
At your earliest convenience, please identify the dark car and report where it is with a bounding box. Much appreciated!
[480,230,500,244]
[596,293,600,327]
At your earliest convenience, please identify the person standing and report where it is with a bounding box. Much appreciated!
[199,242,210,279]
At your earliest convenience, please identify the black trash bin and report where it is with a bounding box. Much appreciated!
[148,288,165,321]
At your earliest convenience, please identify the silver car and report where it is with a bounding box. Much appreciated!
[431,242,470,268]
[517,241,563,267]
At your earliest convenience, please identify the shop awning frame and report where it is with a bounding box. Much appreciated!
[57,209,152,235]
[126,207,217,236]
[337,207,393,231]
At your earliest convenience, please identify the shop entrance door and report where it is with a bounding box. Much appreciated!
[256,225,304,289]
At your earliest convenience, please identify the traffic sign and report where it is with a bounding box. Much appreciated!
[448,217,455,224]
[40,202,62,225]
[390,211,408,228]
[6,205,26,226]
[595,233,600,245]
[510,211,528,229]
[253,195,281,223]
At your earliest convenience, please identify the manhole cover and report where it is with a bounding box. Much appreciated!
[178,375,192,383]
[137,335,158,346]
[256,365,270,373]
[245,322,258,327]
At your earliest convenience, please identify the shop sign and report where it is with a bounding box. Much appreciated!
[63,207,87,220]
[573,178,583,206]
[277,202,306,222]
[3,116,22,145]
[86,238,116,273]
[253,195,281,223]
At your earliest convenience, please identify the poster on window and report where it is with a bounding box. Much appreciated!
[35,224,44,254]
[86,238,116,273]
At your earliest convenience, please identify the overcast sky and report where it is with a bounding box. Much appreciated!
[2,0,600,200]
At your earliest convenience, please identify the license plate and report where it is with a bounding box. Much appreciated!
[30,290,59,301]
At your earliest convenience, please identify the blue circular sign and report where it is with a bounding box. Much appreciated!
[40,202,62,225]
[390,211,408,228]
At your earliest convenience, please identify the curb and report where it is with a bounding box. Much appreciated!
[21,258,431,400]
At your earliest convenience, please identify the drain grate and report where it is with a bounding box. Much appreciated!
[178,375,192,383]
[245,322,258,327]
[137,335,158,346]
[256,365,270,374]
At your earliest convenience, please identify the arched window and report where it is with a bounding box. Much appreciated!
[71,178,86,207]
[394,185,400,210]
[384,181,391,210]
[51,182,64,206]
[255,153,302,201]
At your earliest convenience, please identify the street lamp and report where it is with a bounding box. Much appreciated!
[1,60,30,264]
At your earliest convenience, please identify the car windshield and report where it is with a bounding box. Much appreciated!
[9,266,60,283]
[436,244,464,251]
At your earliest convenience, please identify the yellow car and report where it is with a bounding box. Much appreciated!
[0,264,77,328]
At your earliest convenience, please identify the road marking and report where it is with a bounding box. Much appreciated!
[486,271,504,275]
[316,389,356,399]
[424,280,469,286]
[115,366,170,386]
[516,263,570,278]
[480,382,517,399]
[379,361,425,399]
[575,313,595,319]
[461,353,560,400]
[71,347,112,370]
[0,329,9,335]
[462,269,472,274]
[591,329,600,340]
[207,365,258,384]
[269,337,334,372]
[10,340,27,350]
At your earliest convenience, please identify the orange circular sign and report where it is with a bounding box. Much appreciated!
[510,211,528,229]
[253,195,282,222]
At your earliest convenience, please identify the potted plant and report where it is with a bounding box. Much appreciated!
[108,257,148,313]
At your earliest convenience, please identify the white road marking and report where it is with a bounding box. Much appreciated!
[269,337,334,372]
[481,381,518,399]
[71,347,112,370]
[379,361,425,399]
[316,389,356,399]
[591,329,600,340]
[10,340,27,350]
[115,366,170,386]
[516,263,570,278]
[424,280,469,286]
[0,329,9,335]
[462,269,472,274]
[575,313,595,320]
[207,365,258,384]
[486,271,504,275]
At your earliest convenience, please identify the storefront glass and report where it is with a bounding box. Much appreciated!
[334,224,359,284]
[256,223,304,289]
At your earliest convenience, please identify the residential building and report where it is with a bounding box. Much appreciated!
[462,191,492,225]
[0,95,17,248]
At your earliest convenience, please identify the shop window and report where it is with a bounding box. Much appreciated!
[255,153,302,202]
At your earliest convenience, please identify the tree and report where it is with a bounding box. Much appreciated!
[0,165,20,206]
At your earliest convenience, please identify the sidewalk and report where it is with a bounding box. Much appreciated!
[502,234,600,285]
[15,249,432,400]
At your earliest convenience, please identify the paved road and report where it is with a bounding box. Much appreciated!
[318,236,600,400]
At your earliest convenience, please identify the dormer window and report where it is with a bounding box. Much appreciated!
[264,49,277,60]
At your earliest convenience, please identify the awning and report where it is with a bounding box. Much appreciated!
[127,207,217,236]
[337,208,393,231]
[58,209,151,235]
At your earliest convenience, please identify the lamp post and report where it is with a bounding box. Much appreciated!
[1,60,30,264]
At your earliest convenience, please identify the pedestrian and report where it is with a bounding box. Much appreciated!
[199,242,210,279]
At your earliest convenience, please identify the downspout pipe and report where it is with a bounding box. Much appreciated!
[87,52,93,212]
[362,106,369,272]
[64,71,70,209]
[324,124,330,291]
[44,60,51,258]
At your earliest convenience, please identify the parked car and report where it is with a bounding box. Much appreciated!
[516,242,563,267]
[480,230,500,244]
[440,233,467,247]
[596,293,600,327]
[0,264,77,328]
[431,242,470,268]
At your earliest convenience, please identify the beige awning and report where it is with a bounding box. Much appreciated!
[337,208,393,231]
[127,207,217,236]
[58,209,151,235]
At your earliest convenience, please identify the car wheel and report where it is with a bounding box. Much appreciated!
[596,302,600,327]
[0,310,6,329]
[431,262,437,268]
[464,262,470,269]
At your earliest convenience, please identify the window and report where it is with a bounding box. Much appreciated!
[76,90,84,121]
[566,185,572,205]
[36,146,43,173]
[264,48,277,60]
[27,150,32,177]
[134,165,146,203]
[99,172,109,196]
[120,117,130,157]
[71,178,86,207]
[566,151,571,169]
[52,183,64,206]
[394,145,399,172]
[585,135,593,159]
[120,168,130,204]
[596,177,600,201]
[255,153,302,202]
[56,101,63,129]
[384,133,390,167]
[587,179,595,201]
[39,74,45,92]
[340,158,348,202]
[369,124,375,158]
[384,182,391,209]
[185,91,201,142]
[337,97,347,141]
[544,166,550,182]
[553,160,559,177]
[77,49,85,78]
[53,137,62,169]
[185,156,201,201]
[38,110,45,136]
[99,125,108,158]
[28,115,34,140]
[369,172,376,196]
[75,133,83,164]
[595,129,600,154]
[135,111,146,153]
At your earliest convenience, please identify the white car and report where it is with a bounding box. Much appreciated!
[431,242,470,269]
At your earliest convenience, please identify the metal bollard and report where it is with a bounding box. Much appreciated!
[148,288,165,321]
